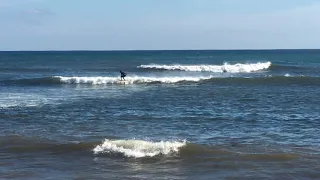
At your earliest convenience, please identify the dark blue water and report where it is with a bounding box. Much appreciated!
[0,50,319,180]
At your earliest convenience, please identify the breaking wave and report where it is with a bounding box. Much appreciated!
[2,75,320,86]
[93,139,186,158]
[56,76,212,84]
[138,62,271,73]
[1,135,303,160]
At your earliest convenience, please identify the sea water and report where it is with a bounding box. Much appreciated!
[0,50,319,179]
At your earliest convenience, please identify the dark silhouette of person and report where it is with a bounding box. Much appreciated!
[120,70,127,81]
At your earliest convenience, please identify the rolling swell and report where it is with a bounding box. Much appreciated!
[0,136,306,162]
[0,135,98,154]
[0,67,59,73]
[2,75,320,86]
[2,77,62,86]
[179,144,300,162]
[90,139,301,160]
[269,64,320,71]
[206,76,320,86]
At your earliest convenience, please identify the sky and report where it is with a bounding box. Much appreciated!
[0,0,320,50]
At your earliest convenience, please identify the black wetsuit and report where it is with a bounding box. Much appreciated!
[120,71,127,80]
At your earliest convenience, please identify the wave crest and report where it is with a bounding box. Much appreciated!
[56,76,211,85]
[93,139,186,158]
[138,62,271,73]
[3,74,319,86]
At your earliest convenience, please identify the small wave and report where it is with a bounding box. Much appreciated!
[3,77,62,86]
[138,62,271,73]
[0,67,58,73]
[93,139,186,158]
[270,64,318,71]
[207,76,320,86]
[0,135,98,154]
[0,135,304,161]
[179,144,299,161]
[239,153,299,161]
[56,76,211,85]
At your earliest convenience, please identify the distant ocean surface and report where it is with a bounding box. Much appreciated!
[0,50,319,180]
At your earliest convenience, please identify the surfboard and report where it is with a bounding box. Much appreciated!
[118,80,128,84]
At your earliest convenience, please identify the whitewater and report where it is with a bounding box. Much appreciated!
[55,75,213,84]
[93,139,187,158]
[138,62,271,73]
[52,62,272,85]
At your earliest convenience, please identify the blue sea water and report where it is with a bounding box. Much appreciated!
[0,50,319,180]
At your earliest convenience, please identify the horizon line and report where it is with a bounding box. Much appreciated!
[1,48,320,52]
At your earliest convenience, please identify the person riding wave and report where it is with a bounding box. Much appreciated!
[120,70,127,81]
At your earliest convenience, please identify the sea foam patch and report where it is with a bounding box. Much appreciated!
[93,139,186,158]
[138,62,271,73]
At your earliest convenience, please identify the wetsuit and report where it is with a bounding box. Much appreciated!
[120,71,127,80]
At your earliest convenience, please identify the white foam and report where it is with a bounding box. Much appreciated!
[285,73,291,77]
[55,75,212,85]
[0,93,49,108]
[138,62,271,73]
[93,139,186,158]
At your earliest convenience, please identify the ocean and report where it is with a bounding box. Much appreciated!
[0,50,319,180]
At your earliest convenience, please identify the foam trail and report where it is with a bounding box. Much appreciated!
[55,76,212,85]
[93,139,186,158]
[138,62,271,73]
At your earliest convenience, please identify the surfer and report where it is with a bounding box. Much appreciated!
[120,70,127,81]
